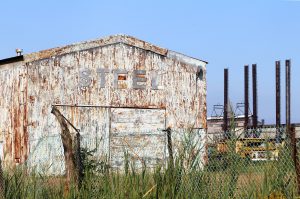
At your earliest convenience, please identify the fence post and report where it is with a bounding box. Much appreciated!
[290,125,300,195]
[0,158,4,199]
[166,127,174,171]
[75,132,83,189]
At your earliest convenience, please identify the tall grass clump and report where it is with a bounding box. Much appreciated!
[2,128,300,198]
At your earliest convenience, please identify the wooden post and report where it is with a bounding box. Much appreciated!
[51,106,77,190]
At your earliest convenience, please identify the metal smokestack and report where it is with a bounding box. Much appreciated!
[252,64,257,129]
[244,65,249,130]
[223,68,229,138]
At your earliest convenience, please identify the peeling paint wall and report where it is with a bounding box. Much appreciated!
[110,108,166,169]
[0,35,207,172]
[0,63,29,164]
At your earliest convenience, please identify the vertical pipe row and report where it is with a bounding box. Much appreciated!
[252,64,258,129]
[244,65,249,130]
[223,68,229,138]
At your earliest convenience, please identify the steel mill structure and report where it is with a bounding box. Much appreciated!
[0,35,208,174]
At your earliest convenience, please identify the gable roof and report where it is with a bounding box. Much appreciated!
[1,34,208,66]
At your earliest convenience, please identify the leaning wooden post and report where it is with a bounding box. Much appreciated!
[51,106,77,190]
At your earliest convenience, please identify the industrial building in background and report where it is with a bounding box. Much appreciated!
[0,35,207,173]
[207,62,300,162]
[207,103,261,143]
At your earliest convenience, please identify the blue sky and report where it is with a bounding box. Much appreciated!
[1,0,299,124]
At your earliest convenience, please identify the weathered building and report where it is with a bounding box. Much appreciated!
[0,35,207,173]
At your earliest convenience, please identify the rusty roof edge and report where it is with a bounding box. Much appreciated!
[19,34,207,65]
[118,35,168,56]
[167,50,208,66]
[0,55,24,66]
[23,34,169,62]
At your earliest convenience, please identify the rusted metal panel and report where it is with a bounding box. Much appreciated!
[0,35,207,171]
[110,108,166,168]
[0,63,28,165]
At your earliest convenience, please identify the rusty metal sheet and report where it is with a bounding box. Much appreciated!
[0,64,28,165]
[110,108,166,169]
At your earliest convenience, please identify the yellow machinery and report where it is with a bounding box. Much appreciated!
[217,138,282,161]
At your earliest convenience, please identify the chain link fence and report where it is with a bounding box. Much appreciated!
[204,127,298,198]
[1,126,300,198]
